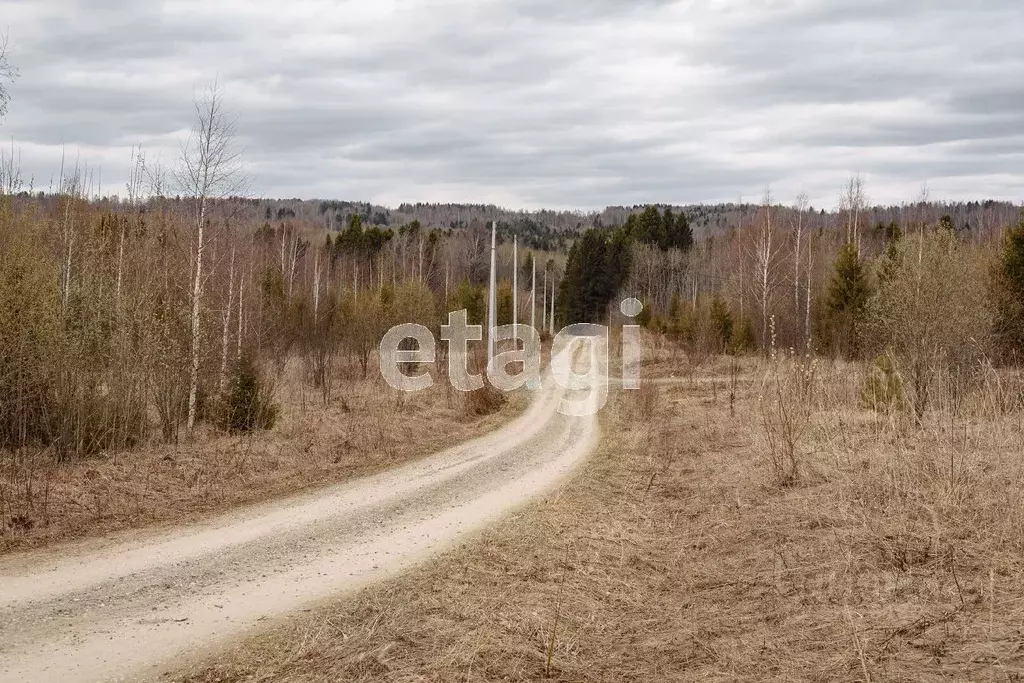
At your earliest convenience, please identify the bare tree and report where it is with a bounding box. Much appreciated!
[0,136,23,195]
[0,33,18,121]
[749,187,785,351]
[57,151,83,311]
[176,82,246,434]
[840,174,867,252]
[117,145,147,311]
[867,230,992,418]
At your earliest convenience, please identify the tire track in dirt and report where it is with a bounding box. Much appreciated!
[0,342,602,683]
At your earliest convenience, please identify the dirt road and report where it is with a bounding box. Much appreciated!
[0,345,601,683]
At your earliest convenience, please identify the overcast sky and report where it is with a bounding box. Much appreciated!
[0,0,1021,210]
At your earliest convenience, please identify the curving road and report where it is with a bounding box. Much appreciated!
[0,343,601,683]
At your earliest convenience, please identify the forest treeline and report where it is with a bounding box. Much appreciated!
[1,80,1023,461]
[557,186,1024,420]
[6,159,1021,460]
[0,185,563,457]
[0,85,571,460]
[215,196,1024,241]
[10,185,1017,247]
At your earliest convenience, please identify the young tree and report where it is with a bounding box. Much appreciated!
[840,174,867,253]
[750,187,785,351]
[994,212,1024,359]
[804,222,813,352]
[818,243,872,359]
[709,297,734,353]
[343,290,386,378]
[868,229,993,417]
[176,82,246,434]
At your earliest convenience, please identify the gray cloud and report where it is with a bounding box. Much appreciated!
[0,0,1021,209]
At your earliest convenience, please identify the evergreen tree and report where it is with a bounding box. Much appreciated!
[668,291,683,321]
[818,243,873,358]
[663,207,676,242]
[449,281,485,326]
[620,205,692,252]
[995,212,1024,358]
[556,229,632,324]
[635,205,666,249]
[732,317,757,353]
[218,351,279,433]
[497,281,514,326]
[709,297,734,353]
[939,214,956,234]
[667,209,694,252]
[877,231,903,287]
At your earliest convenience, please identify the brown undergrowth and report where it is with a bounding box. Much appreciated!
[178,347,1024,682]
[0,359,522,554]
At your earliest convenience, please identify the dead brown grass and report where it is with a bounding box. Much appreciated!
[176,348,1024,682]
[0,358,524,554]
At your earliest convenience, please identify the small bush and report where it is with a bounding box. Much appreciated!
[861,353,906,412]
[464,383,506,417]
[217,353,279,433]
[731,317,757,354]
[48,383,148,460]
[758,357,817,486]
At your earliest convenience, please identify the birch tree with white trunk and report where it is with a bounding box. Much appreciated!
[176,82,246,435]
[749,187,785,351]
[840,174,867,253]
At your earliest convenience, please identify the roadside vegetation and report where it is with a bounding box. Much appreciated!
[180,338,1024,682]
[0,84,540,551]
[174,189,1024,680]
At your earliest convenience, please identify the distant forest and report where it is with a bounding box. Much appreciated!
[294,197,1018,247]
[69,194,1017,255]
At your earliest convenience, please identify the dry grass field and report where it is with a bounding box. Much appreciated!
[178,346,1024,682]
[0,360,521,554]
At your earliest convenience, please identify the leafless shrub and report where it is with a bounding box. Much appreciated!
[758,354,817,485]
[0,31,17,120]
[867,229,993,420]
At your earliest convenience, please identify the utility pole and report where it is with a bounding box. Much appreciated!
[542,266,547,333]
[531,255,536,333]
[513,235,518,346]
[549,277,555,336]
[487,221,497,371]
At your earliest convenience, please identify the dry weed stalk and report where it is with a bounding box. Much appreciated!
[544,544,571,678]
